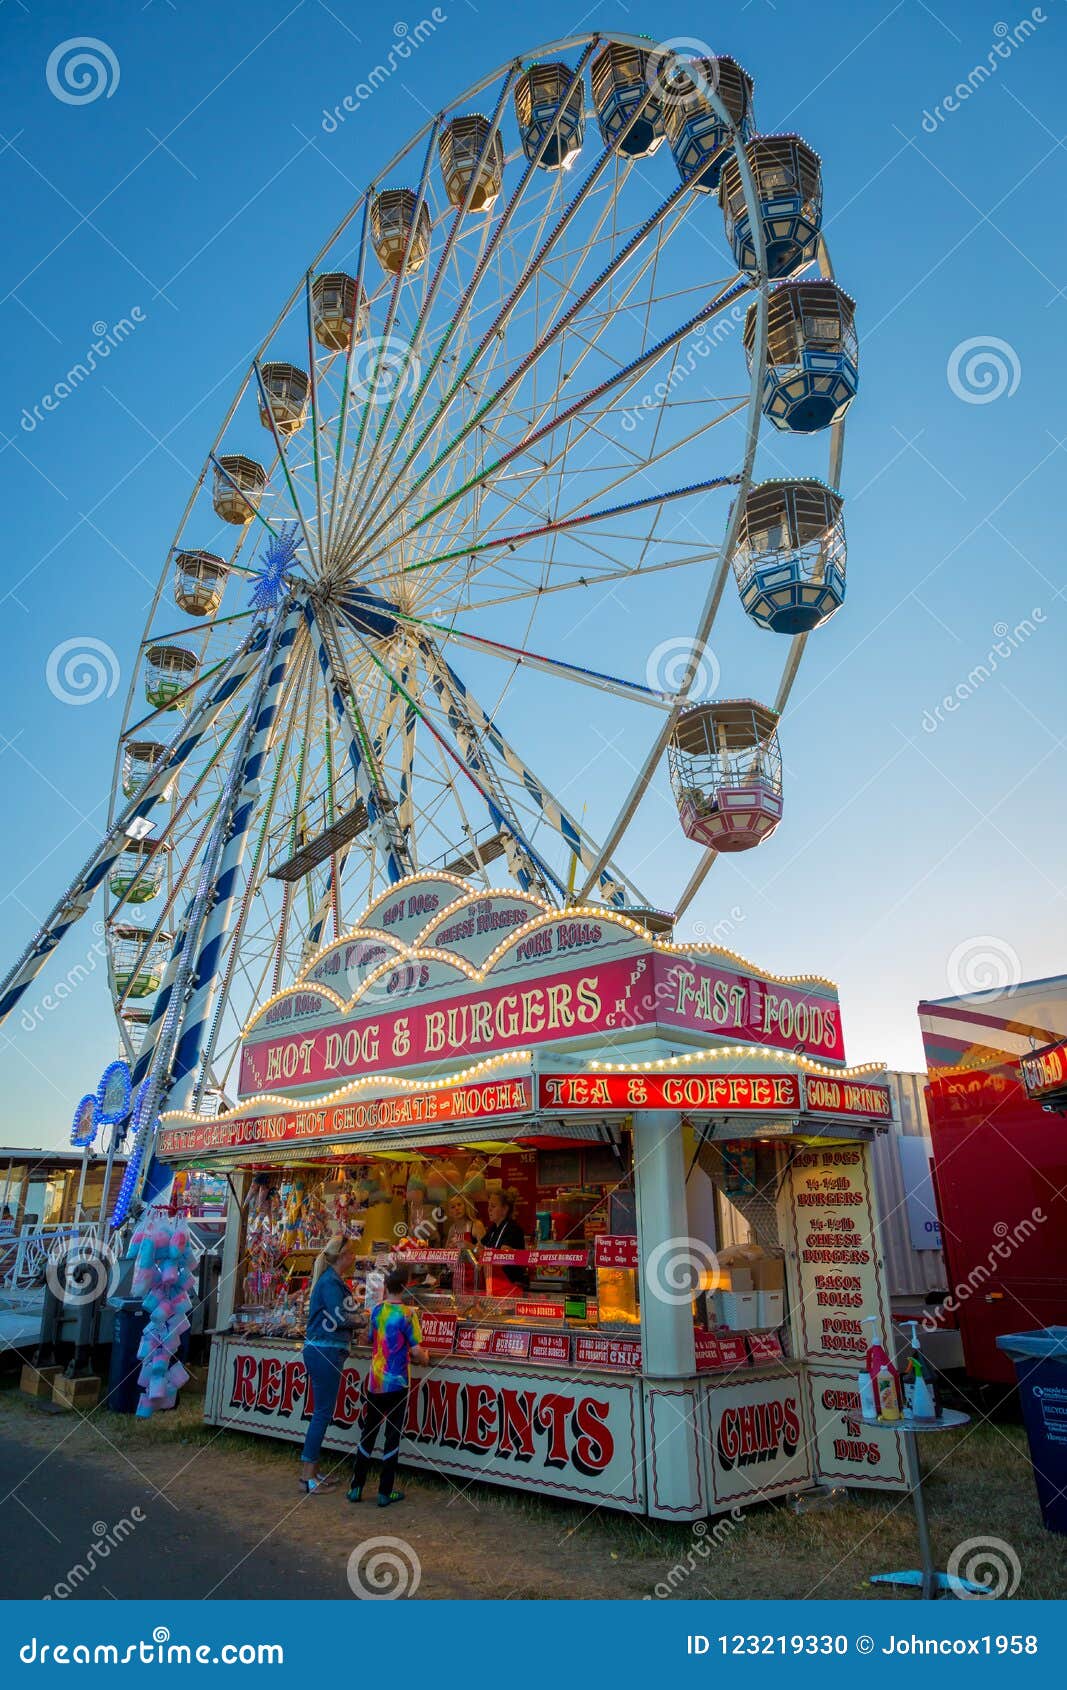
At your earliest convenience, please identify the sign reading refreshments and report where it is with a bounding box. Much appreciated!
[780,1145,889,1365]
[157,1075,533,1160]
[540,1072,802,1114]
[207,1337,644,1510]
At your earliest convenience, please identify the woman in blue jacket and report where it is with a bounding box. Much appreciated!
[300,1236,359,1493]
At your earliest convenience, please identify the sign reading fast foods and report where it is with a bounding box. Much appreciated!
[157,1075,533,1160]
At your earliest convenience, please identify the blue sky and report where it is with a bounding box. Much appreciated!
[0,0,1064,1149]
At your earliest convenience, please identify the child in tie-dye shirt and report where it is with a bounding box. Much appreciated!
[348,1271,426,1507]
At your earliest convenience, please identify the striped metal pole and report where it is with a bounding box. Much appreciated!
[307,605,410,884]
[166,609,301,1111]
[114,600,301,1218]
[0,624,269,1032]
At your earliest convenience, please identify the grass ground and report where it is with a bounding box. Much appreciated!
[1,1376,1064,1600]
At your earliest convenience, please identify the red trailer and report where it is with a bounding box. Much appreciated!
[918,976,1067,1386]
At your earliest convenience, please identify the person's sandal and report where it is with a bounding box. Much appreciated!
[300,1475,338,1494]
[377,1489,405,1508]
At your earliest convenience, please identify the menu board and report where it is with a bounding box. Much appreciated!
[780,1143,889,1364]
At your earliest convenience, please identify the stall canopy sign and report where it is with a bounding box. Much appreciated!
[1020,1037,1067,1106]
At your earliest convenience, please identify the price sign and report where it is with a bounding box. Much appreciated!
[514,1299,565,1323]
[529,1332,571,1364]
[419,1313,458,1353]
[490,1329,532,1360]
[574,1335,642,1371]
[695,1330,749,1372]
[748,1331,784,1365]
[455,1327,495,1357]
[594,1235,638,1270]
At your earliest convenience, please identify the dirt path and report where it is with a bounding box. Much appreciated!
[2,1383,1064,1600]
[0,1394,656,1600]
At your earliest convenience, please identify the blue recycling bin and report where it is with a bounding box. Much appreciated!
[997,1327,1067,1535]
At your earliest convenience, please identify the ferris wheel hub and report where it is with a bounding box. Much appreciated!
[338,585,403,643]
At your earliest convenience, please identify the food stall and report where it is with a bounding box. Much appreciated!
[157,871,909,1519]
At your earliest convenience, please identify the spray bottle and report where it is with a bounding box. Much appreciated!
[902,1320,938,1420]
[863,1316,901,1422]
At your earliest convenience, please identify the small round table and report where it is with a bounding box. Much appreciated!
[862,1409,992,1600]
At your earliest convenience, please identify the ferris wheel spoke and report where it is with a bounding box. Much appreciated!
[356,276,751,578]
[334,50,600,563]
[419,635,644,907]
[350,179,703,571]
[326,120,443,574]
[189,642,312,1104]
[309,604,412,881]
[349,72,519,529]
[395,608,673,709]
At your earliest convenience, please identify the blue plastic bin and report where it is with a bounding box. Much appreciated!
[997,1326,1067,1535]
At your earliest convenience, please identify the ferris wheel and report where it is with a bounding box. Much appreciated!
[0,34,858,1176]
